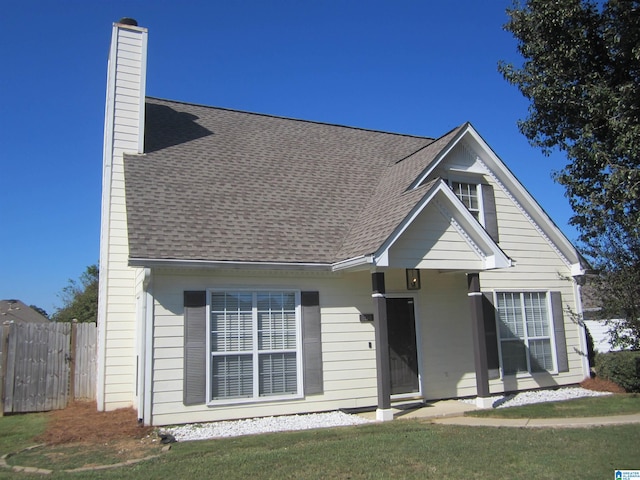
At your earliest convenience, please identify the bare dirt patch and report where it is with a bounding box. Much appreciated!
[580,376,626,393]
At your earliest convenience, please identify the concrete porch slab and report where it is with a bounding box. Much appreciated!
[356,399,478,421]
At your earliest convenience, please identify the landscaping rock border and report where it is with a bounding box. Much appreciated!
[0,443,170,475]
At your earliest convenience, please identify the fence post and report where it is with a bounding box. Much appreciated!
[68,319,78,404]
[0,322,11,417]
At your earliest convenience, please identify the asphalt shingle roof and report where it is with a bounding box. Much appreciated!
[124,97,457,264]
[0,300,49,323]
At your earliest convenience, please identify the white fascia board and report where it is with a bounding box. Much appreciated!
[484,254,511,270]
[571,262,586,276]
[375,249,389,267]
[129,257,333,271]
[409,123,471,190]
[374,179,511,270]
[331,255,374,271]
[463,126,582,269]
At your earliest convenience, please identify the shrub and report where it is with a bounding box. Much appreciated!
[595,351,640,393]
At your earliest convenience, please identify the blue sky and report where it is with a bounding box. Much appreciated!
[0,0,576,315]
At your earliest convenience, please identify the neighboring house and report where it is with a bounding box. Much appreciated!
[0,300,49,324]
[583,319,619,353]
[581,284,627,353]
[97,19,590,426]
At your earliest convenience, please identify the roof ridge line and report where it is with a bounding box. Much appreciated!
[145,96,435,140]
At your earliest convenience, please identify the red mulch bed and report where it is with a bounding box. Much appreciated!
[35,401,154,445]
[580,376,626,393]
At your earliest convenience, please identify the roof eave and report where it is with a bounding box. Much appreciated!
[128,257,334,271]
[331,255,375,272]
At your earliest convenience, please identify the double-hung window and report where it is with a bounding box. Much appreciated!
[449,177,500,243]
[451,181,482,222]
[209,291,301,402]
[496,292,555,374]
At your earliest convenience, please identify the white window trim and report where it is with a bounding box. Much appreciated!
[448,177,486,228]
[494,290,559,378]
[206,288,304,406]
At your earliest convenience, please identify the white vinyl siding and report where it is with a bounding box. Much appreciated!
[477,178,585,387]
[496,292,554,374]
[434,142,585,393]
[209,291,300,403]
[388,201,484,270]
[149,270,378,426]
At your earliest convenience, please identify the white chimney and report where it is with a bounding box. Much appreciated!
[97,18,148,412]
[103,18,148,158]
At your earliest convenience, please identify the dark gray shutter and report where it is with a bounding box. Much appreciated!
[551,291,569,372]
[482,184,499,243]
[184,291,207,405]
[482,292,500,372]
[301,291,323,395]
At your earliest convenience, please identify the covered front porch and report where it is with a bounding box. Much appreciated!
[332,180,512,420]
[367,268,499,421]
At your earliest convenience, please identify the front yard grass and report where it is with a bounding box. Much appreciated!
[1,415,638,479]
[466,393,640,419]
[0,412,47,454]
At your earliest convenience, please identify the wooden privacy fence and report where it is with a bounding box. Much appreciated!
[0,321,97,414]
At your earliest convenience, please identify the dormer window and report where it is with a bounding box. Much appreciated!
[451,181,481,222]
[449,177,500,243]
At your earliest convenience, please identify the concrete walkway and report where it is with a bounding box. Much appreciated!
[431,413,640,428]
[356,400,640,428]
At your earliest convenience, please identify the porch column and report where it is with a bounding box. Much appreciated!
[467,273,492,408]
[372,272,393,421]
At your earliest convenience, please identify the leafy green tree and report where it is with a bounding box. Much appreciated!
[499,0,640,348]
[52,265,99,323]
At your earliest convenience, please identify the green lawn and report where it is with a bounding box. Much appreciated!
[1,399,638,479]
[0,412,47,454]
[467,393,640,419]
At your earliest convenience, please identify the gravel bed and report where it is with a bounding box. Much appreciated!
[166,411,372,442]
[165,387,611,441]
[460,386,611,409]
